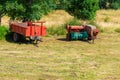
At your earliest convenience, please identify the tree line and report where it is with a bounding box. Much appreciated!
[99,0,120,9]
[0,0,120,25]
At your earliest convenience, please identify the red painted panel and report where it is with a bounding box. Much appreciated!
[25,26,30,36]
[10,22,46,37]
[41,26,46,36]
[67,26,84,32]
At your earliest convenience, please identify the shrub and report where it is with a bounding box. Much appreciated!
[0,26,9,40]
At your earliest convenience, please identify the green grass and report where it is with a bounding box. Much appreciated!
[0,31,120,80]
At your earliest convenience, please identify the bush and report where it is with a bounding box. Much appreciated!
[0,26,9,40]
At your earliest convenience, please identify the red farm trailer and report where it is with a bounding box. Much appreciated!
[10,21,46,43]
[66,25,99,43]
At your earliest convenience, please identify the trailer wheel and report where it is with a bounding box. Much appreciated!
[13,33,20,42]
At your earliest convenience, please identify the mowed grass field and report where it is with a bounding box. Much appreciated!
[0,10,120,80]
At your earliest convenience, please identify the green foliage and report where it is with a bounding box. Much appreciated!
[110,2,120,9]
[99,0,120,9]
[82,0,99,20]
[108,0,120,9]
[66,0,99,20]
[1,0,56,21]
[0,0,6,15]
[1,0,100,21]
[56,0,72,9]
[0,26,9,40]
[6,1,25,20]
[99,0,107,9]
[14,0,56,21]
[0,5,2,12]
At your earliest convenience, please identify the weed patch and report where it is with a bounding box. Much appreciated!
[67,18,81,25]
[47,25,66,36]
[47,18,81,36]
[104,16,110,22]
[115,28,120,33]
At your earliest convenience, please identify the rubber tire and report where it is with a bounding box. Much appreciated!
[13,33,20,42]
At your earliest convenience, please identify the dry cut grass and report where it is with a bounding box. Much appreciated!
[0,33,120,80]
[40,10,73,27]
[95,9,120,28]
[1,16,10,26]
[0,10,120,80]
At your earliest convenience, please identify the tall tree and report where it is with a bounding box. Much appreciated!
[56,0,72,9]
[99,0,107,9]
[0,0,25,25]
[1,0,56,23]
[66,0,99,20]
[6,0,25,20]
[8,0,56,21]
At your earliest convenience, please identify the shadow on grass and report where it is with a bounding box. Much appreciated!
[57,38,68,42]
[5,32,14,43]
[5,32,39,47]
[57,38,92,44]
